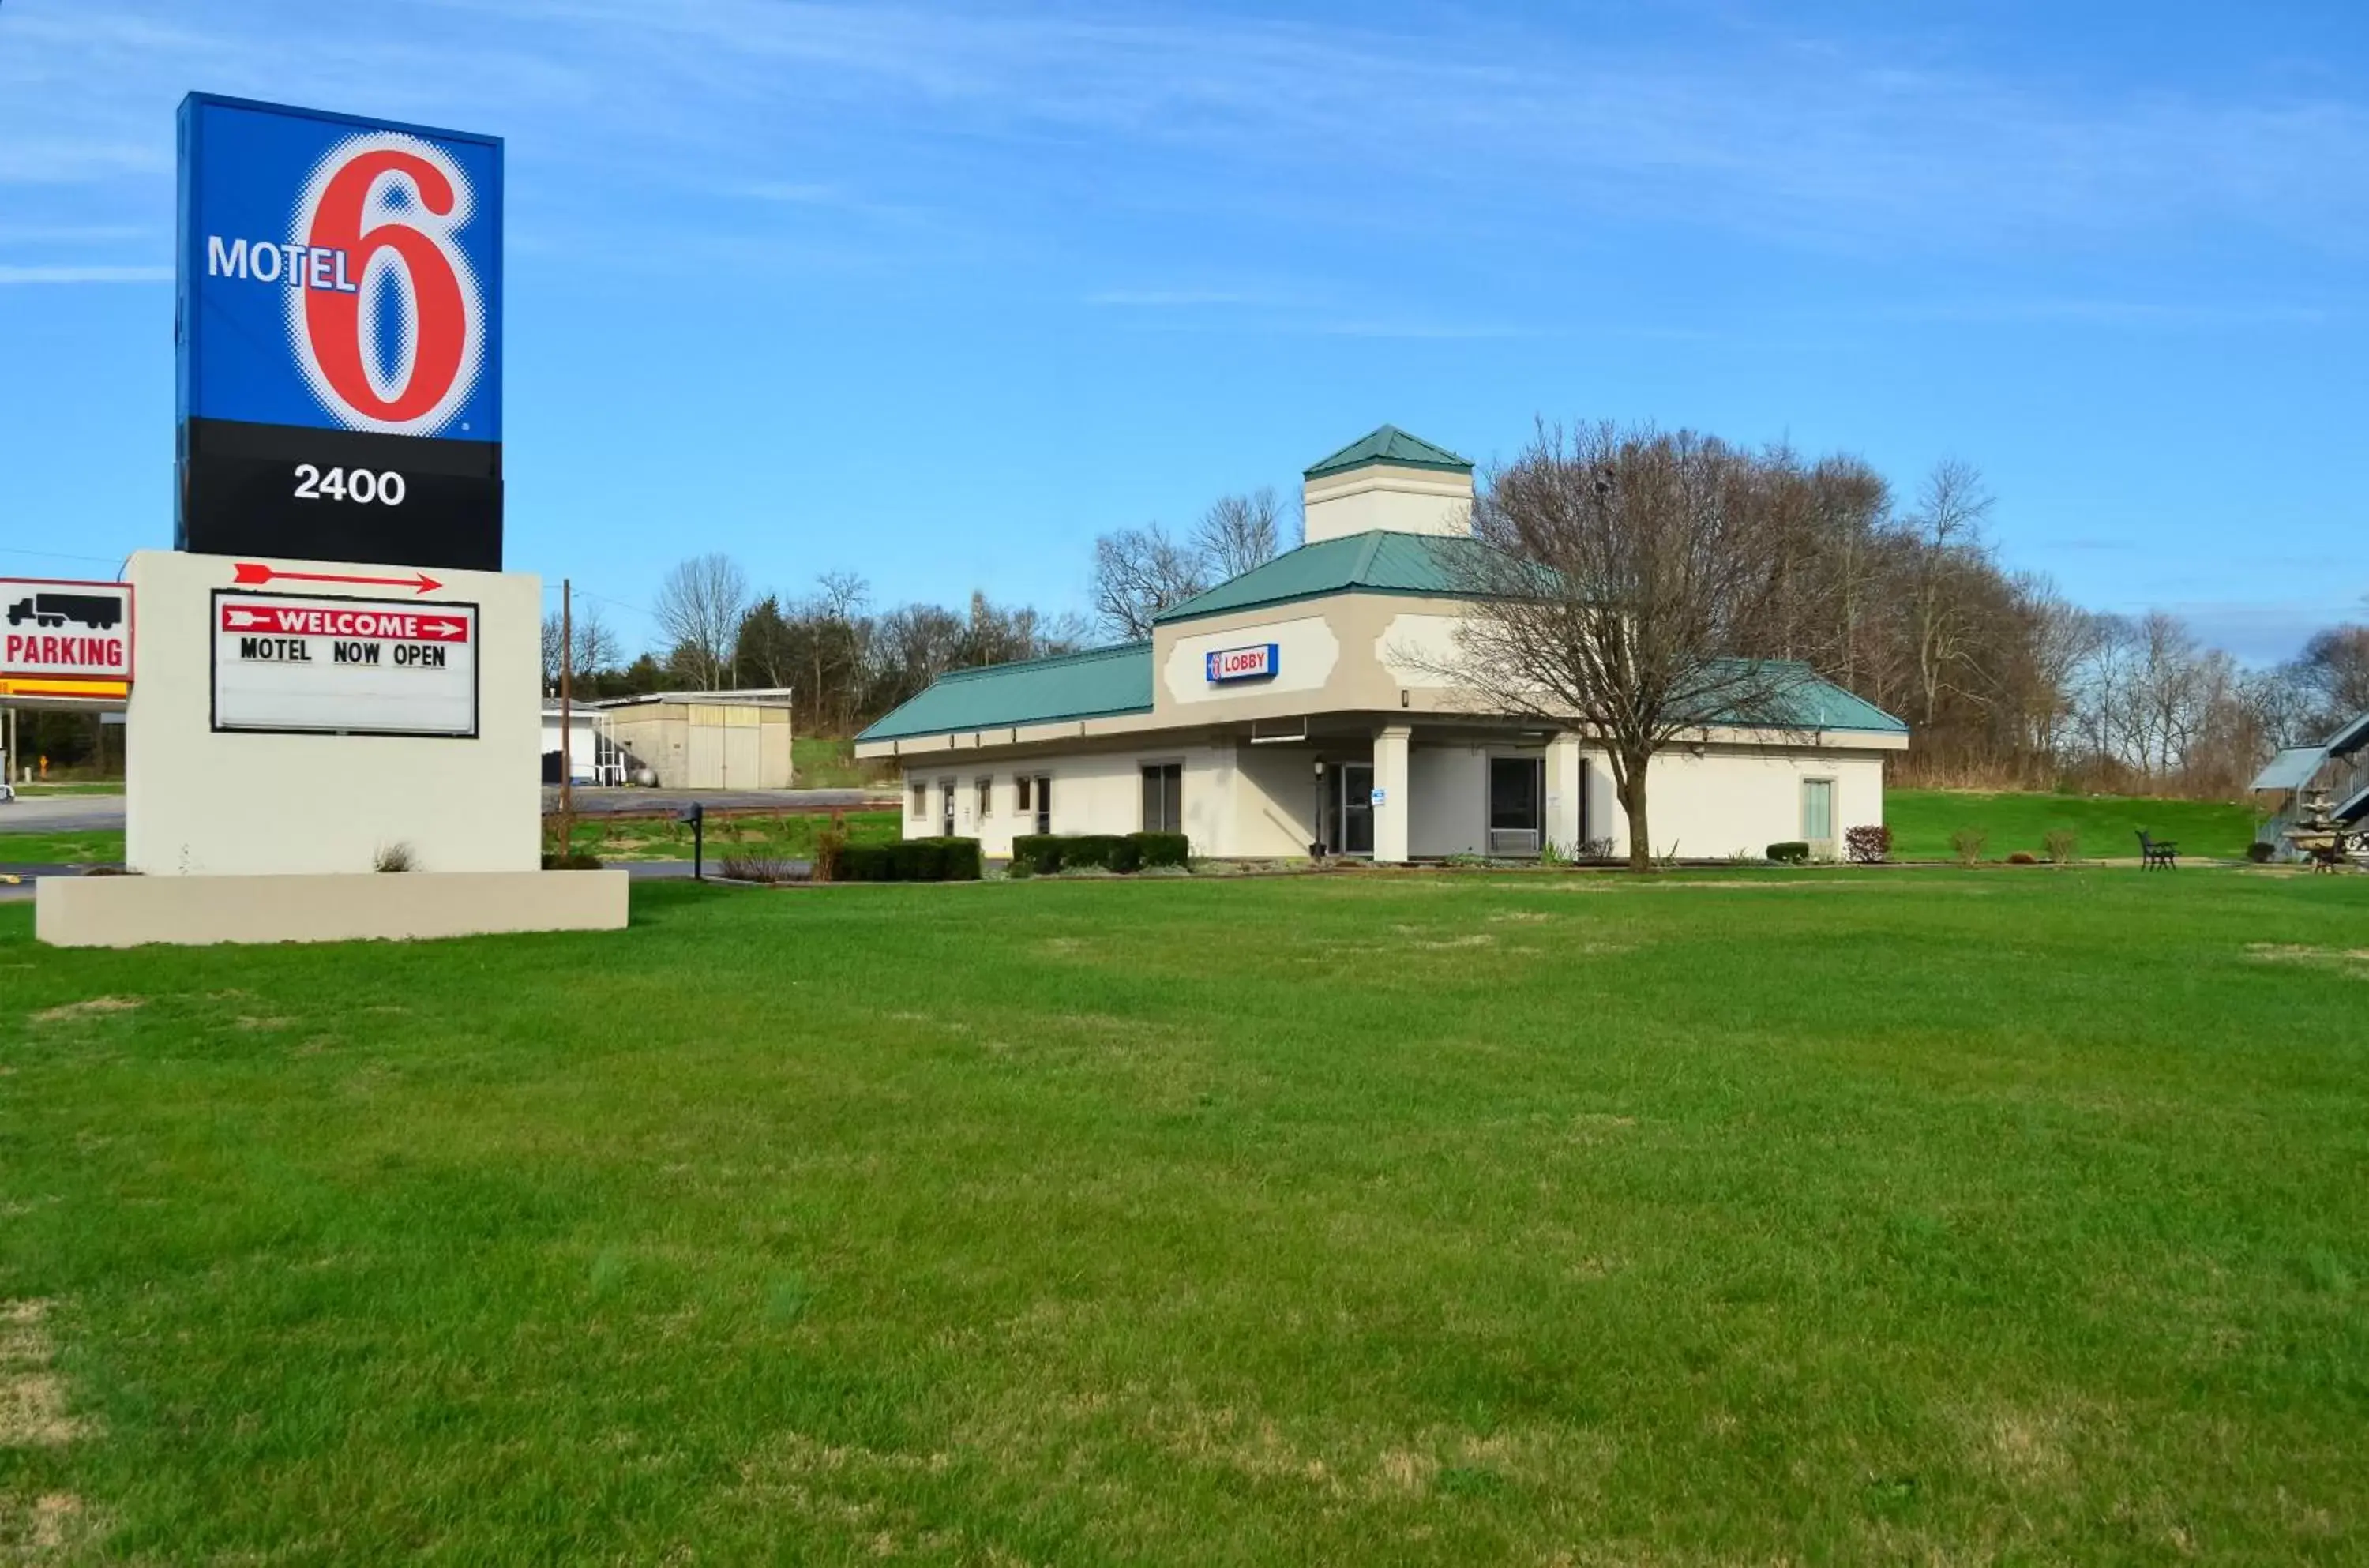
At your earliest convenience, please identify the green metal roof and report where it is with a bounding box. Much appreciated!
[1156,530,1494,625]
[1751,666,1908,734]
[858,641,1152,743]
[1304,425,1473,478]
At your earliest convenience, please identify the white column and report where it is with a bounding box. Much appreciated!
[1546,731,1582,854]
[1373,725,1411,863]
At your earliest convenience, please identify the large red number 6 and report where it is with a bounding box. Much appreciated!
[297,142,478,432]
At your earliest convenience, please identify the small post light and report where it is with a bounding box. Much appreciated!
[677,801,705,881]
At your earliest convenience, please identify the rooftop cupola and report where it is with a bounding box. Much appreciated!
[1301,425,1474,544]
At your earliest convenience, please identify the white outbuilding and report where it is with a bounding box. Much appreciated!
[856,427,1908,861]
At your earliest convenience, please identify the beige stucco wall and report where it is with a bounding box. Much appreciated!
[906,741,1237,858]
[38,868,627,947]
[891,730,1887,863]
[124,549,540,876]
[1408,742,1496,857]
[865,583,1902,861]
[1301,463,1473,543]
[1585,747,1885,859]
[1146,591,1465,726]
[1162,616,1340,708]
[1230,741,1324,856]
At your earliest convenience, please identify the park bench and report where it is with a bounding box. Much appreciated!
[2136,830,2178,869]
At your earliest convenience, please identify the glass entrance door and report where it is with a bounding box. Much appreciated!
[1335,763,1374,855]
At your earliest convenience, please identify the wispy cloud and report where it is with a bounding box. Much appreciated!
[0,264,171,284]
[1087,289,1282,308]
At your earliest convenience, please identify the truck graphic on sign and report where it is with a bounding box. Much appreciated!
[7,592,126,632]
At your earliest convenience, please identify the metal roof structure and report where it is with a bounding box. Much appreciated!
[1156,530,1498,625]
[1303,425,1474,478]
[2252,747,2326,793]
[2248,711,2369,821]
[858,642,1153,743]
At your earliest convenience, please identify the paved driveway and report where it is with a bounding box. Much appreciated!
[0,788,889,837]
[0,792,124,834]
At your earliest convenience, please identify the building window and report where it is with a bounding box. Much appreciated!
[910,780,926,820]
[1140,763,1183,834]
[976,776,993,820]
[1800,777,1834,845]
[940,777,957,838]
[1034,775,1052,835]
[1489,756,1544,856]
[1016,775,1032,812]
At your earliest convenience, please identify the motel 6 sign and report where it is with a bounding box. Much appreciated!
[178,94,504,572]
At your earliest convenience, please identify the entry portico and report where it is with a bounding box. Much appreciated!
[856,427,1907,861]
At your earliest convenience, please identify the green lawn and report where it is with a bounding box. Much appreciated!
[1887,787,2258,861]
[5,869,2367,1562]
[8,783,124,798]
[0,830,123,865]
[792,736,895,790]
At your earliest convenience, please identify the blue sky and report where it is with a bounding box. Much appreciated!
[2,0,2364,660]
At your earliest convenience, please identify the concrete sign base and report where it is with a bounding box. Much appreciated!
[124,549,539,878]
[36,869,627,948]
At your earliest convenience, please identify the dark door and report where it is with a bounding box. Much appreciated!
[1489,756,1543,855]
[1338,763,1374,855]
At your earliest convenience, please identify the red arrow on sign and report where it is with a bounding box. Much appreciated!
[232,562,444,595]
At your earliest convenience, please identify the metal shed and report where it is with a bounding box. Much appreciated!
[595,689,794,790]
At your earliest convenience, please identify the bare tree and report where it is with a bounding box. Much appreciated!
[540,605,621,690]
[1194,487,1284,581]
[2289,625,2369,734]
[1905,458,1996,730]
[1440,422,1795,872]
[653,553,750,690]
[1090,523,1209,640]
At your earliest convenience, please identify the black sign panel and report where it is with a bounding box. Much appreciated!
[177,418,502,573]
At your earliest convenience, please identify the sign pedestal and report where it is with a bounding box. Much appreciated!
[35,550,624,947]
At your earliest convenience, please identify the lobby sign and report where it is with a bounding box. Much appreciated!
[211,590,478,737]
[1205,642,1279,684]
[178,93,505,571]
[3,579,134,681]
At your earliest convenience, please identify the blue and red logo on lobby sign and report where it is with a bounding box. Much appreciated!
[1206,643,1279,683]
[179,94,501,441]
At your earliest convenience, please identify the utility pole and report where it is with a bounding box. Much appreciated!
[559,578,575,862]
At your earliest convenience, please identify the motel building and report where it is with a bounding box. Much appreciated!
[855,427,1908,862]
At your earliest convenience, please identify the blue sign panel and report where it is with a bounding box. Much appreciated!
[178,93,502,441]
[1206,643,1280,683]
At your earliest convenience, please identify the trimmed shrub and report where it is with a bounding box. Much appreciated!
[832,837,981,883]
[1009,835,1064,876]
[1950,827,1988,866]
[719,851,805,883]
[1766,841,1811,865]
[2006,850,2038,865]
[2246,841,2275,864]
[541,851,603,871]
[1844,824,1891,865]
[1005,832,1192,876]
[1132,831,1191,868]
[1056,835,1138,873]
